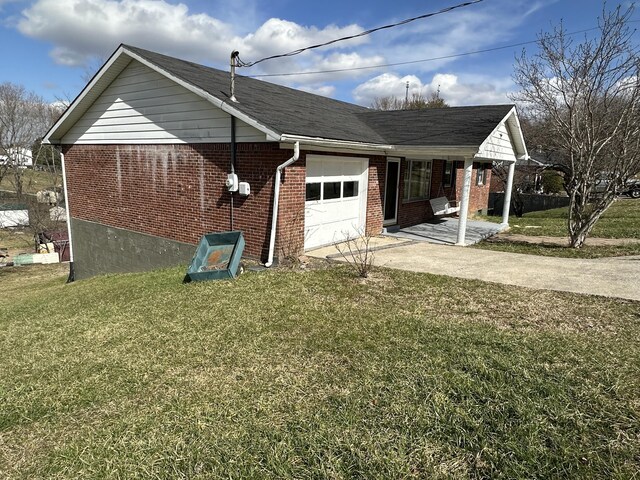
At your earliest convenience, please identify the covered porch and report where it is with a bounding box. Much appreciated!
[382,105,525,246]
[384,217,506,246]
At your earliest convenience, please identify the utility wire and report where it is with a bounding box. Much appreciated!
[247,21,640,79]
[236,0,485,68]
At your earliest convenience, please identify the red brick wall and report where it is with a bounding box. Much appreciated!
[62,144,388,262]
[63,143,302,261]
[63,143,490,264]
[366,156,386,236]
[455,162,492,214]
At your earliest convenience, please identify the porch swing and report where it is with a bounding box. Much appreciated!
[429,182,460,216]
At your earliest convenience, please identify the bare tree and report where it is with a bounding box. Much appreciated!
[512,5,640,247]
[371,87,450,111]
[0,83,61,198]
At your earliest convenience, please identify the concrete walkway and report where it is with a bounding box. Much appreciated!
[309,240,640,301]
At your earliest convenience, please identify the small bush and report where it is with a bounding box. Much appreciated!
[542,170,564,194]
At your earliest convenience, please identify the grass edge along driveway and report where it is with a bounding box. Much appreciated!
[476,198,640,258]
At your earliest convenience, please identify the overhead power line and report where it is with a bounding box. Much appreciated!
[236,0,485,68]
[246,21,640,79]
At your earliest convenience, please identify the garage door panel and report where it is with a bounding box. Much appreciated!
[305,221,363,248]
[304,155,368,250]
[304,206,359,228]
[306,160,323,179]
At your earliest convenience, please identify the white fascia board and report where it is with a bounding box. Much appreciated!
[279,134,393,154]
[474,155,516,164]
[123,48,281,142]
[505,106,529,160]
[475,106,529,161]
[43,45,130,144]
[395,146,478,157]
[279,134,478,157]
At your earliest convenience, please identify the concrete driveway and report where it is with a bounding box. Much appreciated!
[310,239,640,301]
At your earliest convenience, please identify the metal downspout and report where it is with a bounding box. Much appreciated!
[265,142,300,268]
[59,147,75,282]
[230,115,236,230]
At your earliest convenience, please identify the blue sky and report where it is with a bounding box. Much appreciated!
[0,0,637,106]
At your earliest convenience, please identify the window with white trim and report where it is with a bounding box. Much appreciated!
[443,160,455,188]
[305,180,360,202]
[403,159,432,201]
[476,164,486,186]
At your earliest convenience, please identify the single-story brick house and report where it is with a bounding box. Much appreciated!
[44,44,527,279]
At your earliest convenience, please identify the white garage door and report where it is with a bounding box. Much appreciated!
[305,155,369,250]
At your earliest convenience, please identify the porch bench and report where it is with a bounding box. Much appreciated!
[430,196,460,216]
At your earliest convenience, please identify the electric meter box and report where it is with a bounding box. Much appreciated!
[225,173,238,192]
[238,182,250,196]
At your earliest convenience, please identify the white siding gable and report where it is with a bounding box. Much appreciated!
[475,122,517,162]
[62,60,267,144]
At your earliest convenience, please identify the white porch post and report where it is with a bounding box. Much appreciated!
[501,161,516,226]
[455,158,474,246]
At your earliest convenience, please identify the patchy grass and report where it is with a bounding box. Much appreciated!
[476,199,640,257]
[1,264,639,478]
[0,228,34,253]
[0,169,61,195]
[483,198,640,238]
[474,240,640,258]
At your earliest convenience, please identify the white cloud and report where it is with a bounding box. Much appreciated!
[239,18,366,61]
[14,0,552,102]
[17,0,369,69]
[353,72,512,107]
[428,73,512,106]
[18,0,241,66]
[352,73,423,105]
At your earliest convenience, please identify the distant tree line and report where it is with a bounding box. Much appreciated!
[370,87,449,110]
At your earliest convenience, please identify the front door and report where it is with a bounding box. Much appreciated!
[383,158,400,225]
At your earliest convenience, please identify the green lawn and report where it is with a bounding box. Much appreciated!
[1,264,638,478]
[475,199,640,258]
[485,198,640,238]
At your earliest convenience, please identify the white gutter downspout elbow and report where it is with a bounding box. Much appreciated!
[265,141,300,267]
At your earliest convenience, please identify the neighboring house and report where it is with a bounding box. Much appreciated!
[0,203,29,228]
[490,155,550,193]
[44,44,527,279]
[0,148,33,168]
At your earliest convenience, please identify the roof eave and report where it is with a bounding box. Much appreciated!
[280,134,479,157]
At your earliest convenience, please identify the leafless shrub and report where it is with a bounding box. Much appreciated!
[334,231,375,278]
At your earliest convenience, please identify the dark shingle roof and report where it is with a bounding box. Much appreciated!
[124,45,514,147]
[357,105,514,147]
